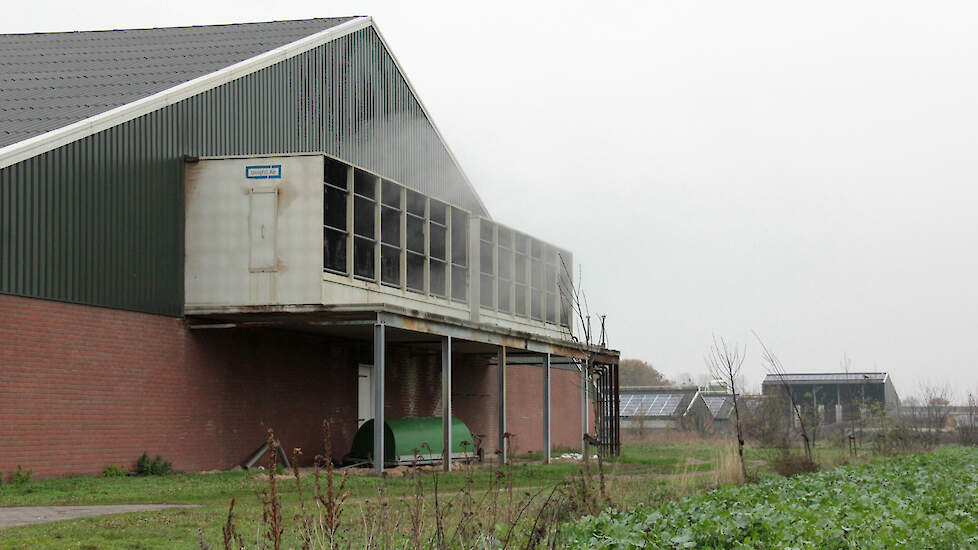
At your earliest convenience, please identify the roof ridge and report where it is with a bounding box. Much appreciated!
[0,17,361,38]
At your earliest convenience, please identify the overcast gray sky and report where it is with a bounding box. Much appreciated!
[5,1,977,400]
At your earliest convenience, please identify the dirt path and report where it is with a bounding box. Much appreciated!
[0,504,198,529]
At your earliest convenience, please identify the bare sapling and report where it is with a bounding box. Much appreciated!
[841,354,858,456]
[753,332,813,462]
[706,335,748,482]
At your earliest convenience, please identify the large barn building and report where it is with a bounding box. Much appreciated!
[0,17,620,477]
[761,372,900,425]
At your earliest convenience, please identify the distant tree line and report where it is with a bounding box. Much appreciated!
[618,359,670,386]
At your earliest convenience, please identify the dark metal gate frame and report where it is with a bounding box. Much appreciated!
[592,361,621,457]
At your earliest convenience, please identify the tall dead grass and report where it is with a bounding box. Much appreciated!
[202,423,613,549]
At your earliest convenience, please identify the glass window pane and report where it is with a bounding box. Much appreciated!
[545,246,557,264]
[429,224,446,260]
[544,266,556,291]
[560,291,572,328]
[325,158,348,189]
[546,294,557,323]
[531,259,543,289]
[515,285,527,316]
[498,282,511,313]
[430,259,446,297]
[515,255,527,284]
[451,209,467,265]
[515,234,528,254]
[324,228,347,274]
[406,190,426,216]
[354,196,374,238]
[498,249,513,280]
[381,245,400,286]
[354,237,375,279]
[407,216,424,253]
[324,186,346,230]
[498,227,512,248]
[480,220,494,241]
[480,273,494,309]
[451,265,467,302]
[354,170,375,198]
[381,179,401,208]
[531,289,542,320]
[407,252,424,292]
[381,206,400,246]
[430,201,447,225]
[531,239,544,259]
[480,240,494,275]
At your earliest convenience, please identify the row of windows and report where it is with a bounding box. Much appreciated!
[323,157,571,328]
[323,157,468,303]
[479,220,572,328]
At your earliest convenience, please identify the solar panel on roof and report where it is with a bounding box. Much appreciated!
[620,393,684,417]
[703,396,729,416]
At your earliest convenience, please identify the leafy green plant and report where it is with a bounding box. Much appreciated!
[136,452,172,476]
[9,465,32,485]
[100,464,128,478]
[567,446,978,549]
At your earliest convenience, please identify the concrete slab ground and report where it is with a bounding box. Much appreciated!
[0,504,198,529]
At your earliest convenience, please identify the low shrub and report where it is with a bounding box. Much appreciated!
[100,464,128,477]
[770,452,820,477]
[136,452,172,476]
[9,465,32,485]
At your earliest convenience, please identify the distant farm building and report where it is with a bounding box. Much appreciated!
[761,372,900,425]
[700,392,737,431]
[619,387,711,432]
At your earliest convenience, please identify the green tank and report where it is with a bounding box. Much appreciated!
[349,417,475,465]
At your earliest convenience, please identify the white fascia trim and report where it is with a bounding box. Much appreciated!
[684,391,703,417]
[368,20,491,218]
[0,16,373,170]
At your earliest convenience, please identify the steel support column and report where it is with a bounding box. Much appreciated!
[498,345,507,465]
[373,323,386,475]
[581,359,589,453]
[543,352,551,464]
[442,335,453,472]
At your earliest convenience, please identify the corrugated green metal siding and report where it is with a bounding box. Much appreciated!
[0,26,481,316]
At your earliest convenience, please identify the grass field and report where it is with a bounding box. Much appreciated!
[0,437,891,549]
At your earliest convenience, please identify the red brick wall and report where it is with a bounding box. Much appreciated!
[451,355,498,457]
[451,359,591,459]
[504,364,587,456]
[0,294,358,478]
[0,294,592,478]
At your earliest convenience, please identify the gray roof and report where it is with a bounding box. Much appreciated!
[620,387,698,418]
[762,372,888,385]
[0,18,355,148]
[702,394,735,420]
